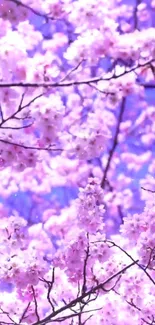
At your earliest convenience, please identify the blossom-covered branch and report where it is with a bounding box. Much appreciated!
[0,59,154,89]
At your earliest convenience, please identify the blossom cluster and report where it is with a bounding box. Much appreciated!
[0,215,48,290]
[0,0,29,24]
[75,177,105,232]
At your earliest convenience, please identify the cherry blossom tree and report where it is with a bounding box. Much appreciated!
[0,0,154,324]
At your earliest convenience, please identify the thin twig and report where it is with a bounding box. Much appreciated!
[0,138,62,151]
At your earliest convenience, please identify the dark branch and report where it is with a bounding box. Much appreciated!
[32,260,137,325]
[133,0,141,30]
[6,0,54,21]
[0,139,62,152]
[19,302,31,323]
[106,240,155,286]
[31,286,40,322]
[81,234,90,294]
[0,92,44,130]
[0,59,154,89]
[101,97,126,189]
[141,186,155,193]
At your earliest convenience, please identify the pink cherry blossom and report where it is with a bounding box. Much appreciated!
[0,0,154,324]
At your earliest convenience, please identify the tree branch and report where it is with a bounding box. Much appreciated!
[6,0,54,21]
[0,59,154,89]
[133,0,141,30]
[106,240,155,286]
[0,139,62,152]
[32,260,138,325]
[101,97,126,189]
